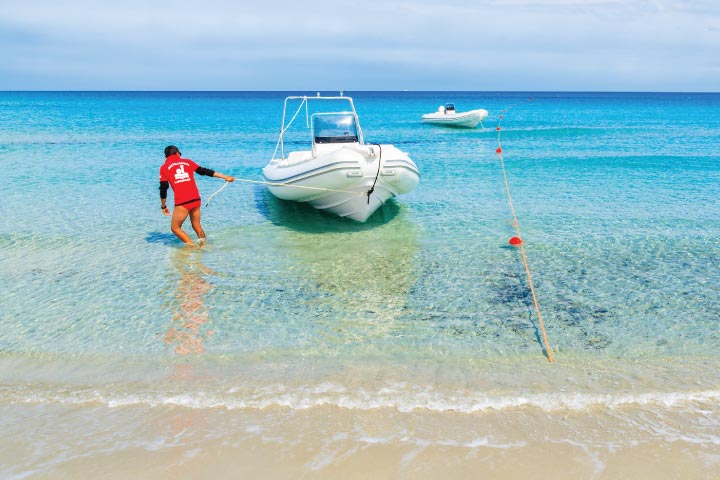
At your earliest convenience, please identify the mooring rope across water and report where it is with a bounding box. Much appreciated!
[204,177,366,207]
[495,98,555,363]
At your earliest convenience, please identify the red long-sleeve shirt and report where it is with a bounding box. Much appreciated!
[159,153,214,206]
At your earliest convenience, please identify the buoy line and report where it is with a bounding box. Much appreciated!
[495,98,555,363]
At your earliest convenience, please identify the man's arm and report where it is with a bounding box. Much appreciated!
[160,181,170,215]
[196,166,234,182]
[212,171,235,182]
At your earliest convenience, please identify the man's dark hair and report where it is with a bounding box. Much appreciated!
[164,145,180,157]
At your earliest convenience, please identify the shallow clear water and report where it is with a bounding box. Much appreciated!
[1,91,719,477]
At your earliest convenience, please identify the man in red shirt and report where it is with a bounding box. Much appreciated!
[159,145,235,246]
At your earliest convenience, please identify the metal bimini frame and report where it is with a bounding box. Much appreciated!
[271,94,366,162]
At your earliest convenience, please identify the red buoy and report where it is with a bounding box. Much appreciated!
[496,126,501,131]
[509,236,522,246]
[496,147,502,154]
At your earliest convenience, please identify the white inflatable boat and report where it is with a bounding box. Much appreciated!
[262,95,420,222]
[422,103,488,128]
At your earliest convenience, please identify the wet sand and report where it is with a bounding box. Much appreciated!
[5,401,719,480]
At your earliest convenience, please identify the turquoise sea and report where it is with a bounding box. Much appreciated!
[1,91,719,478]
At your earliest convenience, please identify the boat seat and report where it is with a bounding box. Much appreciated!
[285,150,313,165]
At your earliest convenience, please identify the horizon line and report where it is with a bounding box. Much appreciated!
[1,89,718,94]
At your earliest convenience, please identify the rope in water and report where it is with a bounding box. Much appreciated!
[205,177,366,207]
[495,98,554,363]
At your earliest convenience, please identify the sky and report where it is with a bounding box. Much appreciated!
[0,0,718,91]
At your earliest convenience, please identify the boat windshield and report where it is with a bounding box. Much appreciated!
[312,113,359,144]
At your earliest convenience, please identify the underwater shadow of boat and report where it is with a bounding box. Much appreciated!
[253,185,401,233]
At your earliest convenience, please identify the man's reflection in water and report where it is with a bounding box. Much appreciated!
[163,248,216,355]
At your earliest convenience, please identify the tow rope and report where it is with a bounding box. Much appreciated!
[204,177,367,208]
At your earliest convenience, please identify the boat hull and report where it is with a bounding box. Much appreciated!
[422,109,488,128]
[262,144,419,222]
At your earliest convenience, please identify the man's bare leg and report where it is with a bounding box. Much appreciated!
[188,206,206,244]
[171,206,195,246]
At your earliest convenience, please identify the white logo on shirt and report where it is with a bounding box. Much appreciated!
[174,164,190,183]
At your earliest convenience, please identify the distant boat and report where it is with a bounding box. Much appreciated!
[422,103,488,128]
[262,95,420,222]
